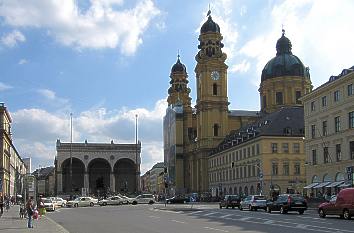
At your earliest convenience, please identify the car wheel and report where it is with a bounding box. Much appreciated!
[239,206,243,211]
[319,209,326,218]
[249,205,253,211]
[62,203,65,207]
[74,203,78,208]
[343,209,351,220]
[280,206,287,214]
[149,200,154,204]
[266,206,271,213]
[219,205,222,209]
[132,201,137,205]
[103,202,107,206]
[232,206,235,209]
[298,210,304,215]
[90,202,94,207]
[226,205,229,209]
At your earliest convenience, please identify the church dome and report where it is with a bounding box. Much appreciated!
[200,15,220,34]
[171,56,186,73]
[261,30,308,81]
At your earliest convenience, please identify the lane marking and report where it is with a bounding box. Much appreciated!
[219,214,232,219]
[148,215,160,219]
[203,212,217,216]
[204,226,229,232]
[171,220,186,224]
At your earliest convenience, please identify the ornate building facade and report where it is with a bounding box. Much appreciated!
[55,139,141,196]
[164,12,313,196]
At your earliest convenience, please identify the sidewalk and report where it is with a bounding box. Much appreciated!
[0,205,69,233]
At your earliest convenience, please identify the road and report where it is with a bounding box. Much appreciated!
[47,204,354,233]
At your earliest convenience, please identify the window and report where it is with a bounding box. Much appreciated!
[294,163,300,175]
[324,147,329,163]
[248,165,251,177]
[322,121,327,136]
[283,163,289,175]
[276,92,283,105]
[272,162,278,175]
[348,84,353,96]
[263,95,267,107]
[336,144,341,162]
[311,101,316,111]
[335,116,341,132]
[247,147,250,157]
[271,143,278,153]
[243,148,246,159]
[350,141,354,160]
[293,143,300,153]
[252,146,255,156]
[322,96,327,107]
[282,143,289,153]
[312,149,317,165]
[256,144,260,155]
[213,124,219,136]
[349,111,354,129]
[334,90,340,102]
[311,125,316,138]
[213,83,218,95]
[296,91,301,104]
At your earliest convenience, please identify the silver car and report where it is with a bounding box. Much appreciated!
[66,197,98,208]
[98,196,124,206]
[43,198,56,211]
[239,195,267,211]
[131,194,155,205]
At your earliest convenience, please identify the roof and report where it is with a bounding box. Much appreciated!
[152,162,164,169]
[211,106,304,155]
[229,110,260,117]
[314,66,354,91]
[32,166,55,179]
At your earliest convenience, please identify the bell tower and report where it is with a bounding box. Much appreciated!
[195,11,229,146]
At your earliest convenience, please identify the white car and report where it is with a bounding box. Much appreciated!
[43,199,56,211]
[98,196,124,206]
[116,194,133,204]
[54,197,67,207]
[131,194,155,205]
[66,197,98,207]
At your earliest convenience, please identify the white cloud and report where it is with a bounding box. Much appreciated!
[18,58,28,65]
[0,82,13,91]
[0,0,160,55]
[238,0,354,87]
[11,99,167,174]
[38,89,56,100]
[1,30,25,47]
[240,5,247,16]
[230,59,250,73]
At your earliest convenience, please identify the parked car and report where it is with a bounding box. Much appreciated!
[131,194,155,205]
[166,196,189,204]
[266,194,307,214]
[66,197,98,207]
[116,194,133,204]
[239,195,267,211]
[98,196,124,206]
[219,195,241,209]
[53,197,67,207]
[43,198,56,211]
[318,188,354,220]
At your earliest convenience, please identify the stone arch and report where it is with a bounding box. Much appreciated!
[323,173,332,182]
[335,172,345,181]
[250,185,255,195]
[113,158,136,194]
[312,175,320,183]
[88,158,111,196]
[244,186,248,196]
[61,158,85,193]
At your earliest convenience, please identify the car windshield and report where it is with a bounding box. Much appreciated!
[228,196,239,200]
[254,196,266,200]
[291,195,304,201]
[74,198,80,201]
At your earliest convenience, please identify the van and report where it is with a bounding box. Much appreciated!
[318,188,354,220]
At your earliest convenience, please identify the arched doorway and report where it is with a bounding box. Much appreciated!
[250,185,255,195]
[114,158,136,194]
[62,158,85,193]
[88,158,111,196]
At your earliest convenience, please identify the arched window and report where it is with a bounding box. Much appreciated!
[213,124,219,136]
[213,83,218,95]
[335,172,345,181]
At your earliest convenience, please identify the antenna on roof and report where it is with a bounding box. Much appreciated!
[207,4,211,17]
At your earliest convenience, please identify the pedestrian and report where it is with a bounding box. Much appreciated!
[38,198,45,217]
[0,194,4,216]
[26,198,34,228]
[5,196,10,212]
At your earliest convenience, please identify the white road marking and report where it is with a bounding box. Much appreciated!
[171,220,186,224]
[264,220,274,224]
[239,217,251,221]
[204,226,229,232]
[148,215,160,219]
[219,214,232,219]
[203,212,217,216]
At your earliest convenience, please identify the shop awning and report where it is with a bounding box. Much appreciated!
[325,181,344,188]
[338,183,351,188]
[303,183,319,189]
[313,182,332,188]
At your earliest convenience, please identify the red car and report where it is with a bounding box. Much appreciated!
[318,188,354,220]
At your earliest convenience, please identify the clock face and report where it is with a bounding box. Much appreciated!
[211,71,220,81]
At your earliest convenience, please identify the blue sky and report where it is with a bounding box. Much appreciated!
[0,0,353,174]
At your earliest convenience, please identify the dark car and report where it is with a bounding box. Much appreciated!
[166,196,189,204]
[318,188,354,220]
[266,194,307,214]
[219,195,241,209]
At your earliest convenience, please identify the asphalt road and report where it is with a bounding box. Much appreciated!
[47,204,354,233]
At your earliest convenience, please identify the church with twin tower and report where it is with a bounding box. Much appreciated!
[164,11,312,195]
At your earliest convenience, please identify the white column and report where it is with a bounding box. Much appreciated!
[110,172,115,193]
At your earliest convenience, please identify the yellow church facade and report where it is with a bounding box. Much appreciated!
[163,12,312,196]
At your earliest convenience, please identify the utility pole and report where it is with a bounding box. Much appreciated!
[70,113,73,193]
[135,114,138,193]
